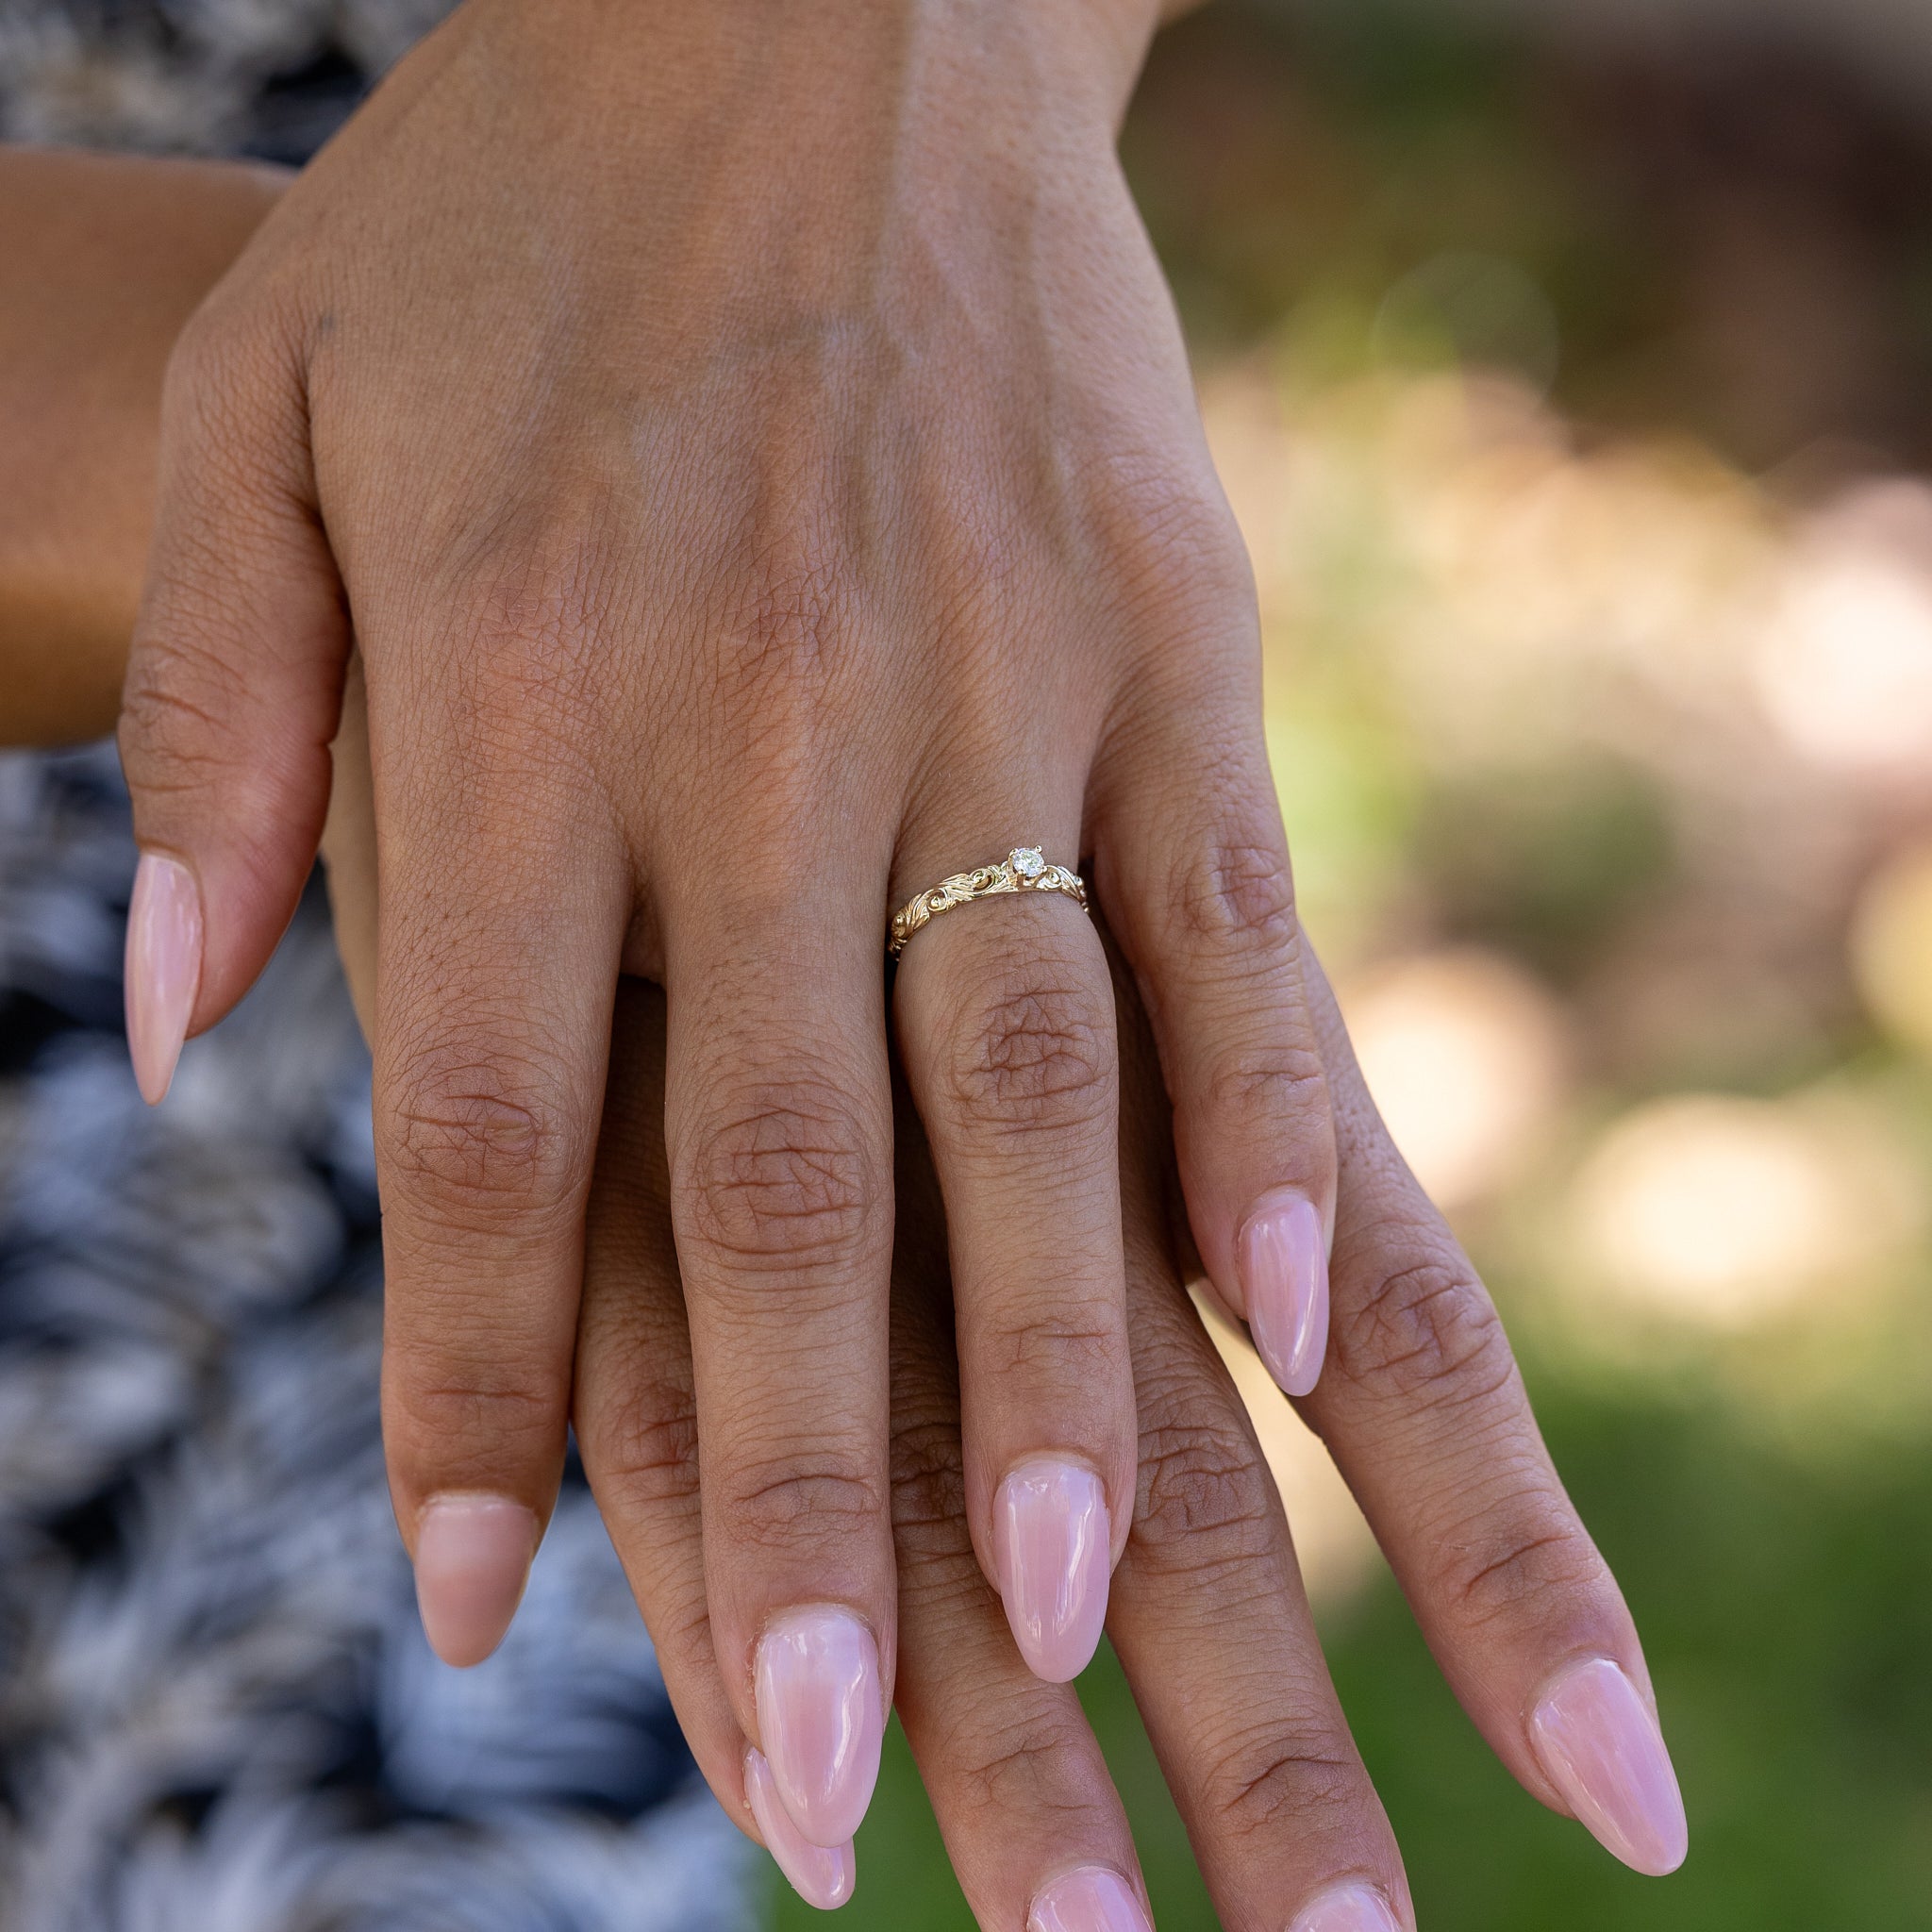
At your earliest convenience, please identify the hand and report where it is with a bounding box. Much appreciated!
[118,0,1344,1827]
[324,675,1687,1913]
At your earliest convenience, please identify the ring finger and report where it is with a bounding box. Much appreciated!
[891,797,1136,1687]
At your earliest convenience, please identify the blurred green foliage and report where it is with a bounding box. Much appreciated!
[1413,758,1676,982]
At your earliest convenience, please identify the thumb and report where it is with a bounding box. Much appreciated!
[118,301,349,1102]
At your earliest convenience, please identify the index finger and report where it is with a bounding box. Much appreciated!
[368,633,629,1667]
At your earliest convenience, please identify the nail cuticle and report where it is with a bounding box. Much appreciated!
[1026,1864,1152,1932]
[1287,1881,1402,1932]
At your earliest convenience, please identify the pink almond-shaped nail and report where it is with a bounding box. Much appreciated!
[1027,1866,1152,1932]
[1236,1187,1329,1397]
[745,1746,856,1910]
[993,1457,1110,1683]
[412,1493,540,1668]
[1530,1656,1689,1875]
[755,1606,883,1849]
[125,852,203,1106]
[1290,1882,1402,1932]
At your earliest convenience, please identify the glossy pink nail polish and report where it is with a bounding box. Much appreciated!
[412,1494,540,1668]
[745,1746,856,1911]
[1027,1866,1152,1932]
[755,1607,883,1849]
[1236,1188,1329,1398]
[1530,1657,1689,1875]
[125,853,202,1106]
[993,1457,1110,1683]
[1290,1883,1402,1932]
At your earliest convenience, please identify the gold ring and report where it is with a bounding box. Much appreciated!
[889,846,1090,958]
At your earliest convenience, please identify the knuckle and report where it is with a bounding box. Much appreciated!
[1433,1500,1608,1635]
[163,305,227,395]
[941,963,1113,1139]
[1204,1723,1360,1841]
[741,548,850,685]
[647,1581,720,1688]
[718,1449,885,1556]
[982,1309,1122,1387]
[888,1415,970,1560]
[450,505,619,733]
[383,1040,577,1220]
[1088,451,1254,619]
[161,293,300,475]
[469,504,609,625]
[719,505,858,695]
[1330,1241,1514,1410]
[162,304,252,431]
[1198,1041,1329,1135]
[391,1371,559,1464]
[117,645,248,789]
[1169,828,1300,965]
[953,1711,1101,1821]
[1132,1413,1278,1574]
[587,1394,702,1515]
[675,1085,875,1273]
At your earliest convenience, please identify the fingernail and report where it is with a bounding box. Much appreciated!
[125,853,203,1105]
[993,1457,1111,1683]
[1290,1882,1402,1932]
[1028,1866,1153,1932]
[745,1746,856,1910]
[1529,1656,1689,1875]
[412,1494,540,1668]
[755,1606,884,1848]
[1236,1188,1329,1397]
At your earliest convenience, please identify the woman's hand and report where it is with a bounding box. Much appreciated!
[325,675,1686,1913]
[117,0,1342,1821]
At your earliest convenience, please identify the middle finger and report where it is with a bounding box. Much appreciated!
[662,865,897,1853]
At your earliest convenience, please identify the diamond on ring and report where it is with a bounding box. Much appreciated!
[888,845,1091,958]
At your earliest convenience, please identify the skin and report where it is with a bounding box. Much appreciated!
[0,150,285,743]
[0,144,1683,1920]
[110,0,1348,1722]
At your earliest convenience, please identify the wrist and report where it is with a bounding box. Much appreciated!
[472,0,1159,144]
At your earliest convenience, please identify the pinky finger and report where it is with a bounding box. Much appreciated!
[1093,693,1337,1399]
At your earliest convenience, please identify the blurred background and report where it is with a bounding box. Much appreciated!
[795,1,1932,1926]
[4,0,1929,1923]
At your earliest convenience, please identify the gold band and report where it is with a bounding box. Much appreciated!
[889,846,1090,958]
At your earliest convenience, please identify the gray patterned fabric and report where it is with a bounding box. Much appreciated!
[0,0,456,158]
[0,8,755,1926]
